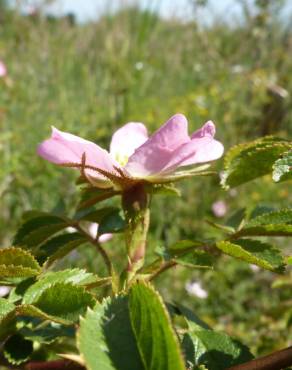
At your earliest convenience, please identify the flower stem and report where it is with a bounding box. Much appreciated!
[226,346,292,370]
[149,260,177,281]
[73,223,112,276]
[122,184,151,285]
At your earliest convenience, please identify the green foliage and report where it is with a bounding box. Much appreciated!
[173,250,214,269]
[74,206,119,222]
[19,317,75,344]
[16,304,74,325]
[246,208,292,225]
[156,240,214,271]
[236,208,292,237]
[98,208,126,234]
[129,282,186,370]
[77,188,120,210]
[0,2,292,366]
[183,322,253,370]
[215,239,284,272]
[31,282,95,323]
[23,269,101,304]
[0,298,16,319]
[0,298,16,340]
[166,240,205,258]
[221,137,292,189]
[78,296,143,370]
[0,247,41,277]
[38,232,87,266]
[273,151,292,182]
[3,334,33,365]
[14,214,68,249]
[148,183,181,197]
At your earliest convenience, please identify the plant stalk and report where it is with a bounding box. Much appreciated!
[73,223,112,276]
[227,346,292,370]
[122,183,151,284]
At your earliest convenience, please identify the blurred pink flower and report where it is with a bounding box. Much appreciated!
[0,286,10,297]
[87,222,112,243]
[250,264,260,272]
[38,114,224,189]
[212,200,227,218]
[66,223,112,244]
[0,60,7,78]
[185,281,208,299]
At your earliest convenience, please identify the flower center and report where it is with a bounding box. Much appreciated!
[115,153,129,167]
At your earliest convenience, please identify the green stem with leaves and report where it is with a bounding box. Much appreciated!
[122,183,151,285]
[72,222,113,276]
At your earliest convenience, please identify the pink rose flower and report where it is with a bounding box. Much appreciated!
[212,200,227,218]
[66,223,112,243]
[0,60,7,78]
[185,281,208,299]
[38,114,224,188]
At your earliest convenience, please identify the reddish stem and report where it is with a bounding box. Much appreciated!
[227,346,292,370]
[25,360,85,370]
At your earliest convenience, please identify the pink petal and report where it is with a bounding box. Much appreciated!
[125,114,189,177]
[109,122,148,164]
[161,121,224,172]
[212,200,227,218]
[191,120,216,139]
[163,138,224,172]
[0,61,7,77]
[37,127,120,182]
[98,233,113,243]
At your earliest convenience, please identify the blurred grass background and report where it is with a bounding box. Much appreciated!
[0,0,291,356]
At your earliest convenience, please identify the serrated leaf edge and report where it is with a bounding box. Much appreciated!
[130,281,186,370]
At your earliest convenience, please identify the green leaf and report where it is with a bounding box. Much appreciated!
[1,303,73,326]
[215,239,284,272]
[221,137,291,189]
[157,240,204,260]
[4,334,33,365]
[7,278,35,303]
[78,296,143,370]
[237,208,292,237]
[273,150,292,182]
[0,298,15,320]
[14,214,68,249]
[183,323,253,370]
[0,298,16,340]
[19,317,75,344]
[226,208,246,230]
[74,206,119,222]
[77,187,119,210]
[206,220,235,234]
[129,282,186,370]
[248,206,275,220]
[157,241,214,269]
[148,183,181,197]
[21,210,51,222]
[31,282,95,323]
[98,208,126,234]
[16,304,72,325]
[167,303,210,330]
[174,250,214,269]
[0,248,41,277]
[246,208,292,226]
[237,224,292,237]
[23,269,101,304]
[38,233,87,266]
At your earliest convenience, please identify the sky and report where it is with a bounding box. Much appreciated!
[19,0,292,23]
[18,0,247,22]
